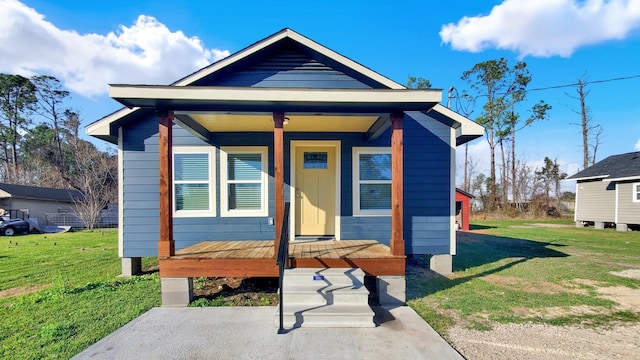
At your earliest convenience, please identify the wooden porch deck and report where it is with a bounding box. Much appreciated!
[159,240,405,278]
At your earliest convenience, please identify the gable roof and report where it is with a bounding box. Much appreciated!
[456,188,475,198]
[0,183,84,202]
[567,151,640,181]
[86,28,483,146]
[86,28,404,143]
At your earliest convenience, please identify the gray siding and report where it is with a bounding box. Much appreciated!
[617,182,640,225]
[575,180,616,223]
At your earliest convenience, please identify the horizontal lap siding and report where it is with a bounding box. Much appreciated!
[122,118,277,257]
[193,42,377,89]
[616,182,640,224]
[404,115,452,255]
[575,181,616,222]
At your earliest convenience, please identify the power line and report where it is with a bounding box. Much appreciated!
[526,74,640,93]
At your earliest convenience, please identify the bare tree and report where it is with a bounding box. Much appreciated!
[567,75,603,169]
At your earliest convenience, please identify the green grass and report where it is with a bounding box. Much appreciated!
[408,219,640,335]
[0,230,160,359]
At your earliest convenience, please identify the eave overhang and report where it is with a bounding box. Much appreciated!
[566,175,609,182]
[109,85,442,113]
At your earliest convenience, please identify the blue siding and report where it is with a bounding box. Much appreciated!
[403,114,451,255]
[191,40,382,89]
[121,115,452,257]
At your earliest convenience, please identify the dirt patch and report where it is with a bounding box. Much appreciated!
[611,269,640,280]
[0,284,49,299]
[448,323,640,360]
[192,277,278,305]
[480,274,587,295]
[510,305,610,319]
[597,286,640,311]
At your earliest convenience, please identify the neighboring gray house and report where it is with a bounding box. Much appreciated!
[567,151,640,231]
[0,183,83,226]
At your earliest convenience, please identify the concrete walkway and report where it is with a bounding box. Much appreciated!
[73,306,463,359]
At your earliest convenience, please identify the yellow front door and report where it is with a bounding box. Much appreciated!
[295,146,336,236]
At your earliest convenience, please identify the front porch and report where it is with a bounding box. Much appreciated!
[159,240,405,278]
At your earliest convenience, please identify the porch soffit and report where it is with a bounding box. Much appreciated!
[188,114,379,132]
[109,85,442,113]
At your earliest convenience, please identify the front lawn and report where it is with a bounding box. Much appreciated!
[408,219,640,335]
[0,230,160,359]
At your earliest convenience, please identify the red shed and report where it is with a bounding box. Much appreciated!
[455,188,474,231]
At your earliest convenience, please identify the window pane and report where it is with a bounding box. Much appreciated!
[228,183,261,210]
[636,184,640,200]
[359,154,391,180]
[175,154,208,181]
[228,154,261,180]
[176,184,209,211]
[360,184,391,210]
[304,152,328,169]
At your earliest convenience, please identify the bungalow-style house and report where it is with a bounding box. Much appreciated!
[86,29,483,313]
[567,151,640,231]
[0,183,83,226]
[455,188,474,231]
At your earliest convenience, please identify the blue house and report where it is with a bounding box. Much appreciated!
[87,29,483,308]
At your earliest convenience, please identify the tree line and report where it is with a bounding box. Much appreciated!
[0,74,116,228]
[411,60,601,216]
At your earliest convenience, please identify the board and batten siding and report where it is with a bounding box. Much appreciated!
[575,180,616,223]
[616,182,640,225]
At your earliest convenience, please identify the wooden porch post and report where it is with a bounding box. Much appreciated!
[158,110,175,258]
[390,111,404,256]
[273,112,285,254]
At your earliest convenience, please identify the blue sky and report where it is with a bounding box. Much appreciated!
[2,0,640,186]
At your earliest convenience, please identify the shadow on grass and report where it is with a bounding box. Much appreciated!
[469,224,497,230]
[407,232,569,300]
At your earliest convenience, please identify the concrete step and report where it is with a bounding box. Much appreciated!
[283,268,365,287]
[277,304,375,328]
[280,284,370,305]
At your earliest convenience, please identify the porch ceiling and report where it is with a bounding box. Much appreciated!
[188,113,379,132]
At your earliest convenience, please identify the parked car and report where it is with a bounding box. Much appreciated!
[0,218,30,236]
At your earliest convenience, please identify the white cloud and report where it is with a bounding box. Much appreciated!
[440,0,640,57]
[635,138,640,151]
[0,0,230,97]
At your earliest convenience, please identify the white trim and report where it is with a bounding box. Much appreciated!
[615,182,619,224]
[609,176,640,182]
[633,183,640,203]
[172,146,217,217]
[117,127,124,258]
[450,127,457,255]
[568,175,609,182]
[109,85,442,109]
[352,147,392,217]
[290,140,341,241]
[574,183,579,222]
[220,146,268,217]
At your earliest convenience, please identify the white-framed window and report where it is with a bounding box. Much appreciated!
[634,183,640,203]
[352,147,392,216]
[220,146,268,217]
[173,146,216,217]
